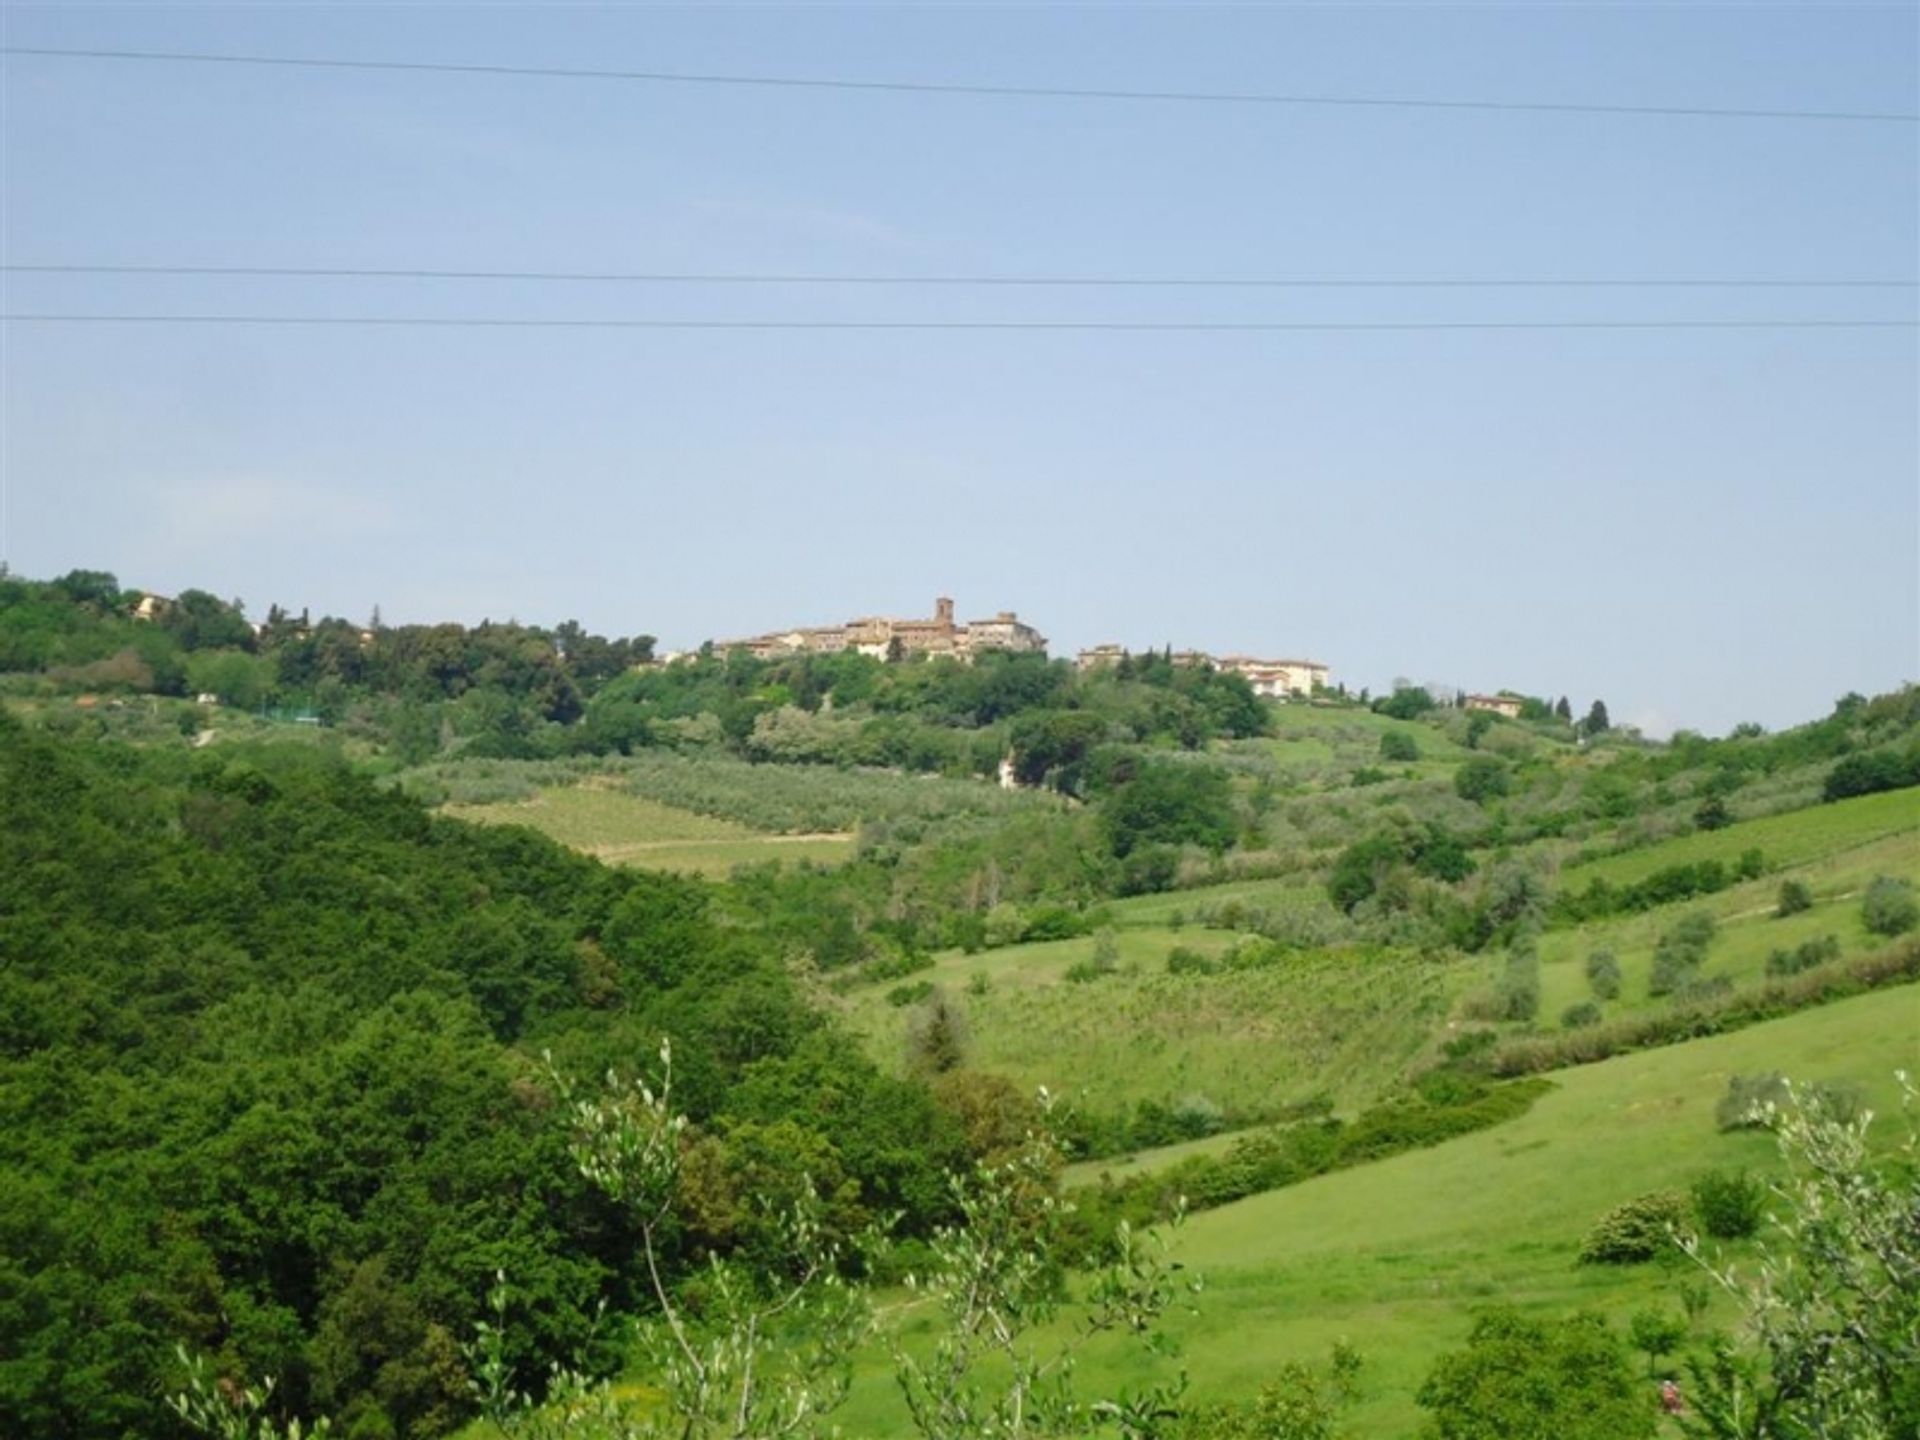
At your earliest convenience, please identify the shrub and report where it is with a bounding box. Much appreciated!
[1823,745,1920,802]
[1775,878,1813,917]
[1735,847,1766,881]
[1417,1309,1654,1439]
[1379,731,1420,763]
[1672,974,1734,1006]
[1579,1190,1691,1264]
[1766,933,1841,978]
[1585,949,1622,1000]
[1326,833,1406,914]
[1165,945,1219,977]
[1715,1072,1861,1132]
[1862,875,1918,937]
[1495,949,1540,1022]
[1453,755,1510,804]
[1694,794,1732,831]
[1717,1072,1790,1131]
[886,979,936,1008]
[1692,1169,1765,1239]
[1561,1001,1602,1030]
[1649,910,1717,996]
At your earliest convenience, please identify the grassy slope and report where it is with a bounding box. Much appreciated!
[1564,787,1918,888]
[445,785,855,877]
[1539,828,1920,1022]
[1263,704,1473,772]
[838,928,1464,1115]
[834,985,1920,1436]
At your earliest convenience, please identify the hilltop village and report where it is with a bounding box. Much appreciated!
[713,594,1334,697]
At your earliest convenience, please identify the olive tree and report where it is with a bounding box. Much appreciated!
[1679,1073,1920,1439]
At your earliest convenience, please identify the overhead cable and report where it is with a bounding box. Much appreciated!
[5,46,1915,123]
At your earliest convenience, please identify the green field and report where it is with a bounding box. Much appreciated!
[840,928,1465,1115]
[1538,828,1920,1022]
[1106,872,1337,928]
[445,784,856,877]
[832,985,1920,1436]
[1237,705,1475,787]
[1563,786,1918,889]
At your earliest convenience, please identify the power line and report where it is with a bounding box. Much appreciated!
[5,264,1915,290]
[3,313,1912,332]
[5,46,1915,124]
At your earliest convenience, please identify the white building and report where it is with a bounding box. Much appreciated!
[1215,656,1331,699]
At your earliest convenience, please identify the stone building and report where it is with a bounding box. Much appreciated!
[720,597,1045,662]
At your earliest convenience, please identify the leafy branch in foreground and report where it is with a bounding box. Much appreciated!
[168,1348,333,1440]
[1678,1071,1920,1440]
[542,1041,871,1440]
[893,1091,1200,1440]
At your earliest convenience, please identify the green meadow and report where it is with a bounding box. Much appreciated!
[445,784,857,877]
[1537,828,1920,1021]
[833,985,1920,1437]
[839,927,1464,1115]
[1563,785,1918,888]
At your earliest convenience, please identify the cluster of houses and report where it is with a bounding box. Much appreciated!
[712,597,1341,699]
[713,596,1047,663]
[1075,645,1331,699]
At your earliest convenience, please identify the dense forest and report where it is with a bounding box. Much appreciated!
[0,715,989,1439]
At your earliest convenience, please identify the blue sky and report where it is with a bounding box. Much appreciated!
[3,2,1915,736]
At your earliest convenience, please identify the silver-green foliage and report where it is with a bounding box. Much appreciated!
[892,1094,1199,1440]
[1680,1073,1920,1439]
[168,1350,333,1440]
[540,1043,870,1440]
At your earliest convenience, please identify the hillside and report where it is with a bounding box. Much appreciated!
[833,987,1920,1435]
[5,585,1918,1437]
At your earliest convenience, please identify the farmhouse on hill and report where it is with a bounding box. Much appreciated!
[1076,645,1330,697]
[1464,693,1525,719]
[719,596,1046,662]
[1214,655,1331,699]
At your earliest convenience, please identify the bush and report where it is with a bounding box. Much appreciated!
[1166,945,1220,977]
[1585,949,1621,1000]
[1714,1072,1861,1132]
[1579,1190,1691,1264]
[1495,949,1540,1022]
[1692,1169,1765,1239]
[1648,910,1717,997]
[1862,875,1918,937]
[1694,794,1732,831]
[1822,745,1920,802]
[1379,731,1420,763]
[1672,974,1734,1006]
[1561,1001,1602,1030]
[1417,1308,1654,1439]
[886,979,936,1007]
[1776,878,1813,917]
[1735,847,1766,881]
[1716,1072,1790,1131]
[1766,933,1841,978]
[1453,755,1510,804]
